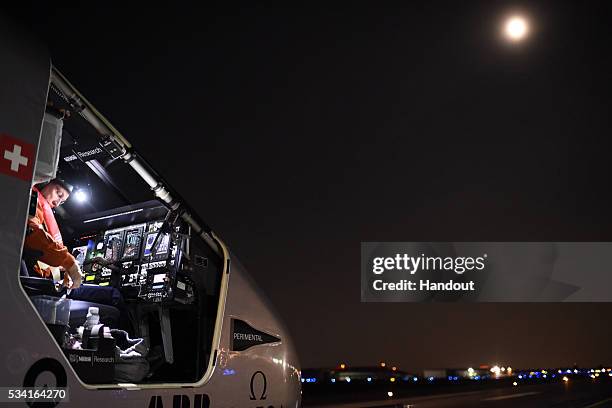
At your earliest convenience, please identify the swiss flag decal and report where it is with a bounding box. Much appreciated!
[0,133,35,182]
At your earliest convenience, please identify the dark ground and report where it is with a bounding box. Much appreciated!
[303,376,612,407]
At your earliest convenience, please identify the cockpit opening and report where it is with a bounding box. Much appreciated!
[19,68,226,386]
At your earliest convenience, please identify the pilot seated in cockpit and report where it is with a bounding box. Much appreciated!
[24,178,81,285]
[23,178,128,329]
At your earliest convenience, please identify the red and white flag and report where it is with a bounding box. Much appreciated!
[0,133,35,182]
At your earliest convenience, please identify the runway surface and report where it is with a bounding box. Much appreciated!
[304,378,612,407]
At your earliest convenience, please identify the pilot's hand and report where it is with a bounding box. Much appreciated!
[65,262,83,289]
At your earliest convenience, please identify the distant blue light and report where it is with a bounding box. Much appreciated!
[552,374,556,378]
[367,377,372,382]
[474,376,480,380]
[448,376,453,381]
[413,377,418,382]
[428,377,434,381]
[331,378,336,383]
[222,369,236,376]
[566,370,572,374]
[453,376,458,381]
[301,378,305,383]
[304,378,317,383]
[518,375,523,379]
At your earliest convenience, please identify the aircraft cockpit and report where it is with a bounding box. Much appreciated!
[19,70,225,386]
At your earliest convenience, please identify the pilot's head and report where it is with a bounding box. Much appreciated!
[40,178,74,209]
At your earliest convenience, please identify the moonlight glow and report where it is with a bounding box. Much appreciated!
[504,16,529,41]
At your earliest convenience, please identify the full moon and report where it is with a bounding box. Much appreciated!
[504,16,529,41]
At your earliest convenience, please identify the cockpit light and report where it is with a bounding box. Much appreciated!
[74,189,88,203]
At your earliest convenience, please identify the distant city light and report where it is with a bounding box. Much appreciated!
[387,391,394,398]
[340,363,346,370]
[380,362,386,368]
[306,365,610,394]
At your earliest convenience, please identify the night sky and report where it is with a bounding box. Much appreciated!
[6,2,612,371]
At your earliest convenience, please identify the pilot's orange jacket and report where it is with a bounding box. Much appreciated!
[24,191,76,278]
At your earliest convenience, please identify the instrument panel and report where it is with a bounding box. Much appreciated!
[72,219,194,304]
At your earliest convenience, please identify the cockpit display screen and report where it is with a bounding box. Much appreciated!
[143,232,170,258]
[122,227,144,260]
[72,246,88,267]
[104,230,125,263]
